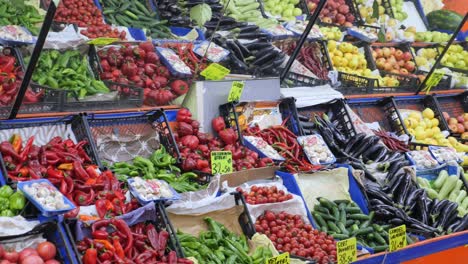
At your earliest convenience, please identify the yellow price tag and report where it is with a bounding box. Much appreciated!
[210,151,233,174]
[337,237,357,264]
[389,225,407,252]
[87,38,119,45]
[201,63,230,80]
[227,81,245,102]
[265,252,290,264]
[424,69,445,91]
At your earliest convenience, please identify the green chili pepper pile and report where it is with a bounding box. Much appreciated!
[0,185,25,216]
[30,50,109,98]
[110,146,206,192]
[178,217,273,264]
[0,0,44,35]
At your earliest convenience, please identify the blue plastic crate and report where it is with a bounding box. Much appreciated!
[169,26,206,41]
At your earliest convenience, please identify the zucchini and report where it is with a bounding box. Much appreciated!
[438,176,458,200]
[426,188,439,199]
[434,170,448,190]
[456,190,467,204]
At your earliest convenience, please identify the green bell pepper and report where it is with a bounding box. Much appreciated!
[9,192,25,211]
[0,197,9,211]
[0,185,14,198]
[0,209,15,217]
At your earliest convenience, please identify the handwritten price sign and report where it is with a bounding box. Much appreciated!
[389,225,407,252]
[337,237,357,264]
[227,81,245,102]
[210,151,232,174]
[266,252,289,264]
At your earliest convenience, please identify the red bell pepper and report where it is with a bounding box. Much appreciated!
[83,247,97,264]
[211,117,226,132]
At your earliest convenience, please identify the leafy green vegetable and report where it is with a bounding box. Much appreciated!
[190,4,212,27]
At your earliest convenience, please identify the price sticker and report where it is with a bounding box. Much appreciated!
[265,252,290,264]
[201,63,230,80]
[210,151,233,175]
[337,237,357,264]
[389,225,407,252]
[227,81,245,102]
[87,38,119,45]
[424,69,445,91]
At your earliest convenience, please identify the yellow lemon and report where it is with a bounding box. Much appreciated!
[432,127,441,134]
[409,112,422,120]
[422,108,435,119]
[431,119,439,128]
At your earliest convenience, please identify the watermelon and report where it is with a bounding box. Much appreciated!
[426,10,463,32]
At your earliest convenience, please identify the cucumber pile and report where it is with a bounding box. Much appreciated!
[99,0,172,38]
[312,198,399,252]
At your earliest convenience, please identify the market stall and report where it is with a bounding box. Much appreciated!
[0,0,467,263]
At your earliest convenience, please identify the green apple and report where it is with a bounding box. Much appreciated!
[289,0,300,4]
[283,9,293,17]
[455,60,466,69]
[293,7,302,16]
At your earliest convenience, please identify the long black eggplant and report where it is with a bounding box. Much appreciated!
[229,53,249,72]
[430,199,450,225]
[387,171,407,196]
[366,188,394,205]
[453,215,468,232]
[344,133,366,153]
[396,174,413,207]
[361,144,382,160]
[388,218,405,225]
[370,146,388,162]
[405,188,424,210]
[387,160,410,180]
[234,40,251,57]
[446,219,461,233]
[416,191,429,224]
[351,136,380,158]
[226,40,244,61]
[245,42,271,51]
[435,202,458,229]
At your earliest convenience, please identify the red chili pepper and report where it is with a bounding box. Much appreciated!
[94,199,108,219]
[145,224,159,250]
[111,219,133,254]
[73,160,90,181]
[0,141,21,160]
[113,237,125,259]
[92,230,108,240]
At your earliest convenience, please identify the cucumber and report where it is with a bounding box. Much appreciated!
[349,214,370,220]
[337,222,349,235]
[352,227,374,236]
[314,204,330,215]
[340,208,347,224]
[327,221,341,233]
[461,197,468,210]
[312,212,327,228]
[373,232,387,246]
[345,220,355,227]
[318,197,336,210]
[334,199,351,204]
[332,233,349,240]
[372,245,389,253]
[331,206,340,220]
[316,212,335,221]
[345,207,362,214]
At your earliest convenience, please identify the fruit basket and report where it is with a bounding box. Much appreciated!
[432,92,468,140]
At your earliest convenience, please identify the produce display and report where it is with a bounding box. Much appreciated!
[255,210,337,262]
[31,50,109,98]
[76,219,193,263]
[312,198,391,252]
[1,0,468,263]
[179,217,273,263]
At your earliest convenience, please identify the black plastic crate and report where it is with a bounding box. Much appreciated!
[433,92,468,139]
[387,96,448,148]
[219,98,301,144]
[296,99,356,138]
[338,71,378,88]
[347,97,400,133]
[0,114,99,187]
[86,109,180,168]
[0,220,76,264]
[282,72,329,87]
[369,43,418,72]
[65,201,183,264]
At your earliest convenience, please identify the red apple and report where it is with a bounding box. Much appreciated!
[389,47,396,55]
[449,117,458,125]
[375,48,383,58]
[402,51,412,61]
[384,62,393,71]
[382,47,391,58]
[464,121,468,130]
[404,61,415,72]
[394,50,404,61]
[457,124,465,133]
[398,60,405,67]
[457,115,464,123]
[400,68,409,74]
[449,124,458,133]
[443,112,450,121]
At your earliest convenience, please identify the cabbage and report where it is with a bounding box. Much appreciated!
[190,4,213,27]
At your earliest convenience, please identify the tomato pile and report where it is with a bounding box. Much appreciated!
[54,0,126,39]
[236,185,293,205]
[174,109,274,173]
[98,42,189,106]
[0,242,59,264]
[255,211,337,263]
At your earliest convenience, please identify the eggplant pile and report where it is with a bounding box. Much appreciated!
[212,33,286,76]
[366,165,468,237]
[157,0,190,26]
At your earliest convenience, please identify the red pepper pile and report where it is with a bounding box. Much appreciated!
[174,108,273,173]
[373,129,410,152]
[0,49,43,106]
[0,135,139,216]
[78,219,193,264]
[244,125,320,173]
[174,109,274,173]
[255,211,337,263]
[98,42,188,106]
[54,0,126,39]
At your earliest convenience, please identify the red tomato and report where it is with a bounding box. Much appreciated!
[3,251,19,262]
[0,245,4,258]
[37,242,56,260]
[44,260,61,264]
[19,248,38,262]
[20,255,44,264]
